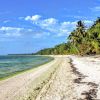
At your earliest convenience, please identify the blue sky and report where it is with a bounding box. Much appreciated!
[0,0,100,54]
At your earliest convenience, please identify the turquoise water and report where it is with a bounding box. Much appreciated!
[0,55,53,79]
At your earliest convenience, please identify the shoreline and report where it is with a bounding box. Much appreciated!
[0,56,54,81]
[0,56,60,100]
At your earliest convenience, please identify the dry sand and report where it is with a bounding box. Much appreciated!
[70,55,100,99]
[36,57,77,100]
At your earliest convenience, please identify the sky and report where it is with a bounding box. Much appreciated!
[0,0,100,55]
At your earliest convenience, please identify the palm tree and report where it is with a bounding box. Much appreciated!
[68,21,87,55]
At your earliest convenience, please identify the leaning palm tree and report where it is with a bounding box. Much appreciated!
[68,21,87,55]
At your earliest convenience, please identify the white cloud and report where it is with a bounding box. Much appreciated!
[5,32,21,37]
[90,6,100,12]
[31,15,41,21]
[84,20,93,24]
[84,20,93,27]
[0,27,24,38]
[25,15,41,22]
[3,20,10,23]
[41,18,58,26]
[0,17,93,40]
[0,26,50,40]
[57,21,77,37]
[33,32,50,38]
[61,21,76,28]
[24,15,94,37]
[65,15,89,19]
[37,18,74,37]
[0,27,23,31]
[24,15,73,37]
[39,20,75,37]
[25,16,31,21]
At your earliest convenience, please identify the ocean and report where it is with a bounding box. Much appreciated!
[0,55,53,79]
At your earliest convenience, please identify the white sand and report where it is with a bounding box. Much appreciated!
[36,57,77,100]
[70,55,100,99]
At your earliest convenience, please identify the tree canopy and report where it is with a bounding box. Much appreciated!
[34,18,100,55]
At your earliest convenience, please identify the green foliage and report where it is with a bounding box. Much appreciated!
[68,18,100,55]
[35,18,100,55]
[35,43,68,55]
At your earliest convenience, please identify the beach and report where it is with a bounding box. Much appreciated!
[0,56,61,100]
[0,55,100,100]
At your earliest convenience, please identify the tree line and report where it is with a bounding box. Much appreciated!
[35,17,100,55]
